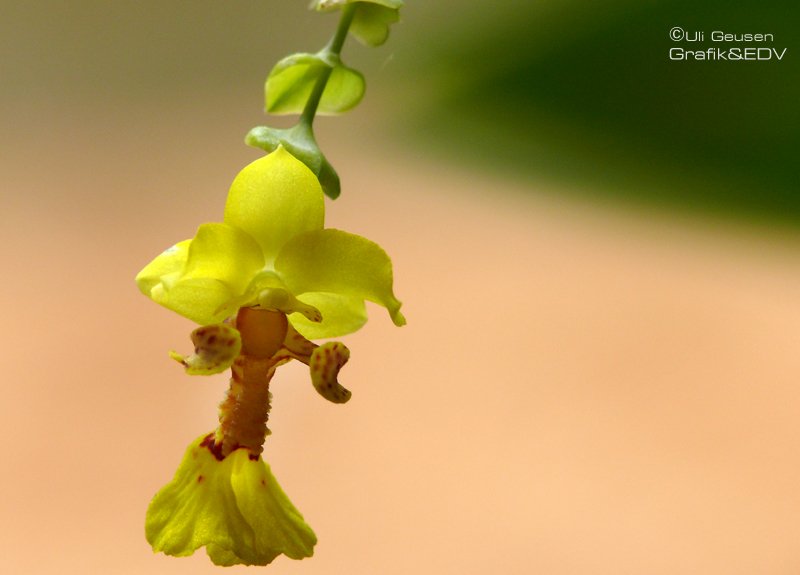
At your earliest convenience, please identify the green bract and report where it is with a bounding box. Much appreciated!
[350,3,401,46]
[246,123,341,199]
[312,0,403,47]
[135,147,405,340]
[312,0,403,11]
[266,52,365,115]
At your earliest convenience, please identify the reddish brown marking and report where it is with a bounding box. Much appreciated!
[260,479,266,487]
[208,335,217,344]
[200,433,225,461]
[226,339,236,347]
[197,475,205,483]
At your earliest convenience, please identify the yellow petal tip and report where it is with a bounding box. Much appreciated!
[391,308,407,327]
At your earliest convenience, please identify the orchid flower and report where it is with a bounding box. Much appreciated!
[136,146,404,565]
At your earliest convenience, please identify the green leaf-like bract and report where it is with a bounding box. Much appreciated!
[351,4,400,46]
[246,124,341,199]
[311,0,403,10]
[311,0,403,46]
[265,52,365,116]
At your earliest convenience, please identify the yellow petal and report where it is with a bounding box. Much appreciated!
[152,278,241,326]
[181,223,264,289]
[140,223,265,325]
[135,239,191,299]
[289,292,367,339]
[275,228,405,331]
[224,147,324,265]
[146,434,316,566]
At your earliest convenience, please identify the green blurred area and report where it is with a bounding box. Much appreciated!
[398,0,800,226]
[2,0,798,225]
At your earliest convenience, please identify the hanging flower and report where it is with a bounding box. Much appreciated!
[136,146,404,565]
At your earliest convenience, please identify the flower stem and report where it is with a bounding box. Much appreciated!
[300,4,358,127]
[214,308,289,458]
[216,356,276,457]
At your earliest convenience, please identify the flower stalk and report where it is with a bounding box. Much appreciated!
[215,354,276,458]
[213,308,293,458]
[300,4,358,127]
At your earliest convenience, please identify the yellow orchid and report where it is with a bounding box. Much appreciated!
[136,146,404,566]
[137,145,404,340]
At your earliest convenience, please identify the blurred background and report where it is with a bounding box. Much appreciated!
[2,1,800,573]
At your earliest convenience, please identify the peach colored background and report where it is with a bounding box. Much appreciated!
[3,93,800,575]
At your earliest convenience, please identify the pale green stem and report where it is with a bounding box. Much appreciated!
[300,4,358,127]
